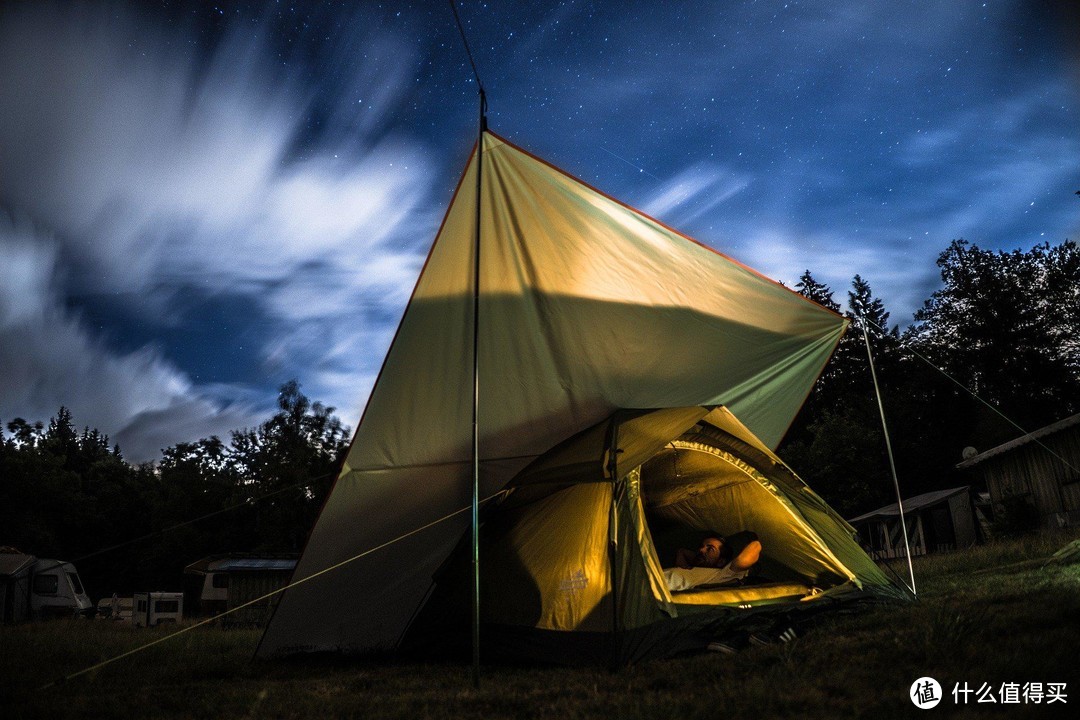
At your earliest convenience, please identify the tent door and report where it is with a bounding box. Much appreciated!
[622,466,678,617]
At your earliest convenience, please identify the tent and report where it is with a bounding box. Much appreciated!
[256,132,910,663]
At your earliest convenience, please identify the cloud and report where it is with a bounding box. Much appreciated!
[0,5,433,288]
[901,126,965,166]
[733,226,939,325]
[892,82,1080,245]
[0,3,440,455]
[0,217,261,461]
[641,163,752,226]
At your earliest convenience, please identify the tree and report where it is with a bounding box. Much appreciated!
[230,381,350,551]
[907,239,1080,441]
[6,418,44,448]
[42,406,79,468]
[781,273,908,514]
[150,436,244,573]
[0,383,350,598]
[795,269,840,312]
[0,408,153,595]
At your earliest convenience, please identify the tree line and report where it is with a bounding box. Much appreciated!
[780,238,1080,517]
[0,381,349,600]
[2,238,1077,600]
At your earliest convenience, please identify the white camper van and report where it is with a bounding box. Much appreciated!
[0,551,94,621]
[132,592,183,627]
[30,559,94,619]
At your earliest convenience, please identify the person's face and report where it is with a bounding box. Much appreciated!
[695,537,725,568]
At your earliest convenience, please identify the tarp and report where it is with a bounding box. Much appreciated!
[257,132,848,658]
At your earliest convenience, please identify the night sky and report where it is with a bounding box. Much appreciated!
[1,1,1077,461]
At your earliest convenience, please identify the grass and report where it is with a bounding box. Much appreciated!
[3,531,1080,719]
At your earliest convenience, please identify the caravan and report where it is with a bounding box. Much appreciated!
[0,551,93,622]
[132,592,183,627]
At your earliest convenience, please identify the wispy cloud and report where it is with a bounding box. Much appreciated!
[641,163,752,226]
[734,226,940,324]
[0,3,440,455]
[0,217,261,460]
[893,82,1080,245]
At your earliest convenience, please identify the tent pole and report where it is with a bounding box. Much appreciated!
[470,89,487,689]
[859,316,917,595]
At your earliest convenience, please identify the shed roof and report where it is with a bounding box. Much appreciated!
[956,413,1080,470]
[185,554,298,575]
[212,558,296,572]
[849,486,970,523]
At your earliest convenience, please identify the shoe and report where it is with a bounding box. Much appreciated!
[749,626,797,646]
[776,626,797,643]
[748,631,772,647]
[707,640,739,654]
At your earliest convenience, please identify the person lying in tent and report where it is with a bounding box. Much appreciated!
[664,531,762,592]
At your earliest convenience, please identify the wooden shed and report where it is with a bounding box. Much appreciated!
[184,554,297,627]
[849,486,982,559]
[956,413,1080,530]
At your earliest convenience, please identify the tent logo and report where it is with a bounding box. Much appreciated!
[558,570,588,593]
[911,677,943,709]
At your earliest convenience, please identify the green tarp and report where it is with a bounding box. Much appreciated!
[257,132,901,662]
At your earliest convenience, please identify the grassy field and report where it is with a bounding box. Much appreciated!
[3,531,1079,719]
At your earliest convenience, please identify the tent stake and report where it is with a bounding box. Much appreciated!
[859,316,916,595]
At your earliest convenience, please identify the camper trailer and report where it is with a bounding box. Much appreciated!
[95,595,134,622]
[0,550,94,622]
[132,592,183,627]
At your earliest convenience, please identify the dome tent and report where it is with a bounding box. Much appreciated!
[255,132,910,663]
[401,405,908,665]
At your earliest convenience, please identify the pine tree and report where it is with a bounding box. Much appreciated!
[795,269,840,312]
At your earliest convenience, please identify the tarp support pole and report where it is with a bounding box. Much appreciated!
[605,418,621,671]
[470,89,487,689]
[859,316,917,595]
[450,0,488,685]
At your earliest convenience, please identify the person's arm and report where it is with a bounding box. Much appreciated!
[674,547,696,569]
[729,540,762,572]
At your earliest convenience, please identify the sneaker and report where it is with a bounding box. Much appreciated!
[776,626,798,643]
[748,631,773,647]
[749,626,797,646]
[706,640,739,654]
